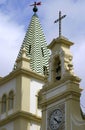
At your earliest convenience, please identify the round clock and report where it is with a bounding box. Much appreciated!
[49,109,63,130]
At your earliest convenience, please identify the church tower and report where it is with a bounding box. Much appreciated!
[38,12,85,130]
[14,2,49,75]
[0,2,49,130]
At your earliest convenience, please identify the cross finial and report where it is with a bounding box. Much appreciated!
[54,11,66,37]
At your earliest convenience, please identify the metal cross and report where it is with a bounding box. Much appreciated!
[54,11,66,37]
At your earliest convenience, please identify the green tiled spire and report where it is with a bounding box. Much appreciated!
[14,13,49,75]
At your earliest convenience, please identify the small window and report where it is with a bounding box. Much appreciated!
[41,47,44,57]
[8,91,14,110]
[1,94,7,113]
[29,45,31,54]
[43,66,48,75]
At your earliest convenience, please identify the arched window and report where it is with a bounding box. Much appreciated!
[8,91,14,110]
[1,94,7,113]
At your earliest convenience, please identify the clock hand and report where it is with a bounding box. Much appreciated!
[54,117,61,124]
[54,117,58,123]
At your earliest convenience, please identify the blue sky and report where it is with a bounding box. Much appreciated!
[0,0,85,112]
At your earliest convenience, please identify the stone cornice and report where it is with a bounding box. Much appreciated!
[38,75,82,108]
[0,111,41,126]
[38,88,81,108]
[48,36,74,49]
[0,68,45,85]
[40,75,81,94]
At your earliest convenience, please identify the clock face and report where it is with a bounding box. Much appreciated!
[49,109,63,130]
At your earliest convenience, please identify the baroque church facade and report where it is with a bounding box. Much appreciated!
[0,3,85,130]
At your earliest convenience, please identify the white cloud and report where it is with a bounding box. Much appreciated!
[0,12,25,76]
[38,0,85,42]
[72,41,85,88]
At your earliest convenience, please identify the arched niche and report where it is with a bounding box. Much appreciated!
[53,56,61,81]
